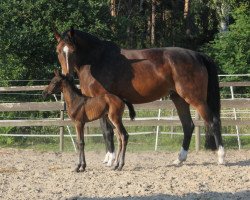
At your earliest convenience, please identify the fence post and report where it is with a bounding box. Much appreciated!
[154,99,162,151]
[230,86,241,149]
[195,110,200,151]
[59,94,65,151]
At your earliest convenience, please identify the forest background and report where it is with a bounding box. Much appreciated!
[0,0,249,149]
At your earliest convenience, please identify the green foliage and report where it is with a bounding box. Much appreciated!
[0,0,249,149]
[202,3,250,80]
[0,0,112,84]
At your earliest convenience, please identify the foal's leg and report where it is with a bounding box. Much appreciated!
[117,124,129,170]
[100,117,115,166]
[195,103,225,164]
[170,93,195,165]
[112,128,122,170]
[75,122,86,172]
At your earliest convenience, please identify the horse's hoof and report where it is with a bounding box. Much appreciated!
[173,159,184,166]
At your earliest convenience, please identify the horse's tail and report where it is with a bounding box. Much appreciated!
[123,99,136,120]
[201,54,221,150]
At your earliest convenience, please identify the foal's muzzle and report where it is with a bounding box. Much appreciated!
[42,91,49,99]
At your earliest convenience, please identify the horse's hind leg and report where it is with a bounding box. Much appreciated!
[170,93,194,165]
[195,103,225,164]
[100,117,115,166]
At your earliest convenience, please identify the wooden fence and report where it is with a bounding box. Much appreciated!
[0,81,250,151]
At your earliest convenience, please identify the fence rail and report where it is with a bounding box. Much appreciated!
[0,81,250,151]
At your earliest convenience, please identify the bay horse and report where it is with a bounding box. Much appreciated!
[42,70,136,171]
[53,27,225,165]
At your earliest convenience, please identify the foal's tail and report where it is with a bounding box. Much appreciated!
[201,54,221,150]
[123,100,136,120]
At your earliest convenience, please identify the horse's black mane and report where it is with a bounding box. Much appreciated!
[63,29,121,54]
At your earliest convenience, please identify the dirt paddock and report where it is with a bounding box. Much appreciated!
[0,148,249,200]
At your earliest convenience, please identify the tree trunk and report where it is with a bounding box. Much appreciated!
[151,0,156,46]
[111,0,116,17]
[184,0,192,37]
[184,0,190,19]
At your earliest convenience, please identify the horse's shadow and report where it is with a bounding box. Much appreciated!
[225,159,250,167]
[66,191,250,200]
[165,159,250,167]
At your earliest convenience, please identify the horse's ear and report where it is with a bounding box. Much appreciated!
[54,29,62,42]
[69,27,74,38]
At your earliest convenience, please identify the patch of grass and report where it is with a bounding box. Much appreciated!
[1,132,249,152]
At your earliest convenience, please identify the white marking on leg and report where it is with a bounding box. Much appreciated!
[107,152,115,167]
[63,45,69,72]
[218,145,225,165]
[173,147,188,165]
[103,152,110,164]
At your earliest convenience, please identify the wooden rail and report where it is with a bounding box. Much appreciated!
[0,81,249,151]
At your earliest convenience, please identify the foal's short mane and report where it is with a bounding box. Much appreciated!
[61,74,85,97]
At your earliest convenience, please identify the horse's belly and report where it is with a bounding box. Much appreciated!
[116,80,171,104]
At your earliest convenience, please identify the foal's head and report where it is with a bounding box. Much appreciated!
[42,70,65,99]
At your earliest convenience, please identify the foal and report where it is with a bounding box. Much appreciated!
[43,71,135,171]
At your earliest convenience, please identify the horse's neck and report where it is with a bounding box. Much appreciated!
[61,81,86,118]
[76,65,108,96]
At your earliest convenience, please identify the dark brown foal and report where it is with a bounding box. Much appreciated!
[43,71,135,171]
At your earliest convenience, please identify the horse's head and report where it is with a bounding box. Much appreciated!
[42,70,64,99]
[54,27,106,76]
[54,27,78,76]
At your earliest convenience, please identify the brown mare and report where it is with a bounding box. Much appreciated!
[54,28,225,165]
[42,70,135,171]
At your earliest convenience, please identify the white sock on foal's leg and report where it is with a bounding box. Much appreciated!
[173,147,188,165]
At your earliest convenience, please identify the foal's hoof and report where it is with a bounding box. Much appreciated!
[75,165,86,173]
[75,168,85,173]
[112,165,119,171]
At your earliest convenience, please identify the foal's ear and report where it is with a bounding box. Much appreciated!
[69,27,75,38]
[66,73,74,82]
[54,69,60,76]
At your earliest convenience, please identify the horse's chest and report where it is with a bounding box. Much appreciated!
[80,81,108,97]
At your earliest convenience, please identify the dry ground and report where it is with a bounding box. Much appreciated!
[0,148,249,200]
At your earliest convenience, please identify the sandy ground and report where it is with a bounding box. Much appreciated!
[0,148,249,200]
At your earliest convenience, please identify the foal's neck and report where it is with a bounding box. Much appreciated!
[61,80,87,117]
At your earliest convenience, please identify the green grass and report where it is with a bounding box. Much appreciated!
[1,133,249,152]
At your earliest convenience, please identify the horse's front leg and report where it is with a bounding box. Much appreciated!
[75,122,86,172]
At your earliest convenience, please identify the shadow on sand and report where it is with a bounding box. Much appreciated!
[66,190,250,200]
